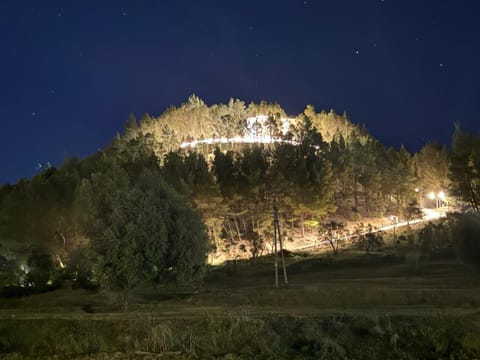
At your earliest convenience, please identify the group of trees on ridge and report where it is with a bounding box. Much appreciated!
[0,95,479,295]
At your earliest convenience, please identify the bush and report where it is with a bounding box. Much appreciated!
[25,248,58,291]
[452,214,480,267]
[353,223,384,253]
[421,213,480,267]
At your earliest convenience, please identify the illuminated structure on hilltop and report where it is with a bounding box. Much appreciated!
[180,115,297,149]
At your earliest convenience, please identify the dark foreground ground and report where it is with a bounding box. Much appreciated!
[1,247,480,359]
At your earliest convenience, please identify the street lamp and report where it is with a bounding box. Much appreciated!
[428,190,446,208]
[437,191,447,209]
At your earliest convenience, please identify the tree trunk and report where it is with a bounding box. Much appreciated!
[241,217,247,235]
[212,226,218,248]
[300,213,305,238]
[225,222,236,244]
[329,239,336,255]
[233,217,242,242]
[467,178,479,211]
[122,289,130,312]
[353,177,359,212]
[365,192,370,213]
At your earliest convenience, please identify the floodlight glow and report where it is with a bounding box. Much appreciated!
[428,191,436,200]
[438,191,445,200]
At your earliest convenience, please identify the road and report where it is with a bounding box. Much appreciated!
[292,207,447,251]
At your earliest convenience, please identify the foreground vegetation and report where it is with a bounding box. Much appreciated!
[2,215,480,358]
[1,238,480,359]
[1,313,479,359]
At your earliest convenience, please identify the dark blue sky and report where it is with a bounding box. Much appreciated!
[1,0,480,185]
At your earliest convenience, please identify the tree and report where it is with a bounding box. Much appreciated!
[327,133,349,203]
[213,148,237,199]
[414,143,450,199]
[382,146,417,212]
[77,156,207,309]
[449,124,480,211]
[272,116,335,238]
[453,214,480,267]
[353,223,384,253]
[234,146,269,261]
[403,200,424,225]
[303,105,364,143]
[162,151,223,257]
[418,219,451,261]
[345,135,383,214]
[320,221,346,255]
[123,113,139,141]
[0,254,24,287]
[26,248,56,290]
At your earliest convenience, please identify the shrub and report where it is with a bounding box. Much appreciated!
[452,214,480,267]
[353,223,384,253]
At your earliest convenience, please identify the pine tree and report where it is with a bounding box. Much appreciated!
[449,124,479,211]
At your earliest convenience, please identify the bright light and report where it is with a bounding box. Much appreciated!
[428,191,436,200]
[179,114,299,149]
[437,191,446,200]
[414,188,419,192]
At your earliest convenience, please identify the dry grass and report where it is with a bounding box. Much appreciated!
[1,244,480,358]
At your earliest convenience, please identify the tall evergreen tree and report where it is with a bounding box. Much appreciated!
[449,124,479,211]
[415,143,450,199]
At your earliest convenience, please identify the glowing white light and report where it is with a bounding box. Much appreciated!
[437,191,445,200]
[179,115,300,149]
[428,191,436,200]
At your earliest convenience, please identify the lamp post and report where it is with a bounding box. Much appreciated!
[438,191,447,210]
[428,191,437,208]
[428,190,446,209]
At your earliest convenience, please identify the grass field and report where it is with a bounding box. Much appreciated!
[1,244,480,359]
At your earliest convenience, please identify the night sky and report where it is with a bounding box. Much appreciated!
[1,0,480,185]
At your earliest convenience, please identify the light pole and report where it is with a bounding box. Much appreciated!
[428,190,446,209]
[437,191,446,208]
[428,191,437,208]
